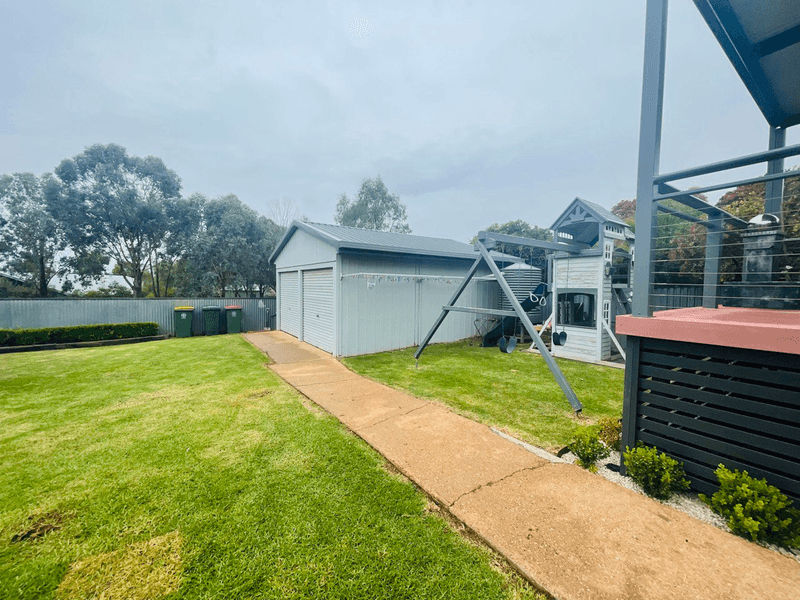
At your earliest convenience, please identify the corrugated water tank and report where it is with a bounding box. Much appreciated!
[500,263,543,323]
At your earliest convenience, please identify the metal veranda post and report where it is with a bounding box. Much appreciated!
[623,0,668,472]
[765,126,786,215]
[414,256,483,360]
[476,241,582,413]
[632,0,668,317]
[702,216,722,308]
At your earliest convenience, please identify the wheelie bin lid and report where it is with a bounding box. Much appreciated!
[202,306,221,311]
[174,306,194,310]
[225,305,242,309]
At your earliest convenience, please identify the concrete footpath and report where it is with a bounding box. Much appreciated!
[245,331,800,600]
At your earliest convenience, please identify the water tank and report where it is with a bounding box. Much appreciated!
[500,263,543,324]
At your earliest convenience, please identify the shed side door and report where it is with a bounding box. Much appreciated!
[302,268,334,353]
[279,271,300,337]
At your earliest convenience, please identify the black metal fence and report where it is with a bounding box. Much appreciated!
[651,286,704,310]
[0,297,276,335]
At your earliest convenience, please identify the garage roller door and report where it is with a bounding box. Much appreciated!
[302,268,334,353]
[279,271,300,337]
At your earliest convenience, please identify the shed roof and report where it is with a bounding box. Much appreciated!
[269,221,521,264]
[693,0,800,128]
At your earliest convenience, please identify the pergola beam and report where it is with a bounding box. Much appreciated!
[477,231,585,254]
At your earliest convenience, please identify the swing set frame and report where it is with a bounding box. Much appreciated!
[414,232,584,413]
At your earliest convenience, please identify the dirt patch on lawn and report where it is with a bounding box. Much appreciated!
[11,510,67,543]
[57,531,183,600]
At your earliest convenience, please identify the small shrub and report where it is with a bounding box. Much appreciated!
[597,417,622,451]
[569,428,610,472]
[700,465,800,548]
[623,444,690,500]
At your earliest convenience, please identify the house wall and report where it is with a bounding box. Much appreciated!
[337,251,496,356]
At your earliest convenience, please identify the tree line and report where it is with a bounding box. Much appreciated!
[0,143,285,298]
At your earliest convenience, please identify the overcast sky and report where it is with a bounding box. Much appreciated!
[2,0,798,242]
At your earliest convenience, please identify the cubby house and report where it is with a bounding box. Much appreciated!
[549,197,634,363]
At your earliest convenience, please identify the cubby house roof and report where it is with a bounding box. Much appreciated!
[550,197,631,247]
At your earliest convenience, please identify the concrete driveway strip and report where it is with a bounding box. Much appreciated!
[358,403,547,506]
[295,382,429,431]
[245,332,800,600]
[451,464,800,600]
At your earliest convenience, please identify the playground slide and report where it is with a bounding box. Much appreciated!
[481,293,543,348]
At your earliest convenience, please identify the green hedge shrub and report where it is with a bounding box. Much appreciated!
[0,323,159,347]
[597,417,622,451]
[569,427,611,472]
[700,465,800,548]
[623,444,690,500]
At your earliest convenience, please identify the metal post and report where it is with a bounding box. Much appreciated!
[632,0,668,317]
[702,217,722,308]
[619,336,641,475]
[414,256,483,360]
[765,126,786,215]
[477,242,582,412]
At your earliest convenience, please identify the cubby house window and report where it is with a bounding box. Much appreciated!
[557,292,596,328]
[603,300,610,324]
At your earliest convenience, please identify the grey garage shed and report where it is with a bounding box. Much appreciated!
[269,221,518,356]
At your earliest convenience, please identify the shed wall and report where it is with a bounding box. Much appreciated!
[337,252,495,356]
[274,229,337,345]
[274,229,337,270]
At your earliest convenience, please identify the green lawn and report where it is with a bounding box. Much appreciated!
[0,336,542,600]
[343,340,624,451]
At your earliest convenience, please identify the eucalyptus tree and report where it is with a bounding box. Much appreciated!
[335,176,411,233]
[147,194,203,296]
[0,172,68,296]
[50,143,182,297]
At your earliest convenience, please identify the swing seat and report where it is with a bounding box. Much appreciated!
[498,335,517,353]
[553,331,568,346]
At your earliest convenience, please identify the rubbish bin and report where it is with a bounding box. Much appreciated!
[202,306,222,335]
[218,306,227,334]
[226,305,243,333]
[173,306,195,338]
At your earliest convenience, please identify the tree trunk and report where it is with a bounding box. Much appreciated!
[38,254,48,297]
[134,269,144,297]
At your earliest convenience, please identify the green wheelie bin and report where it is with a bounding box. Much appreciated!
[225,305,243,333]
[174,306,195,338]
[202,306,222,335]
